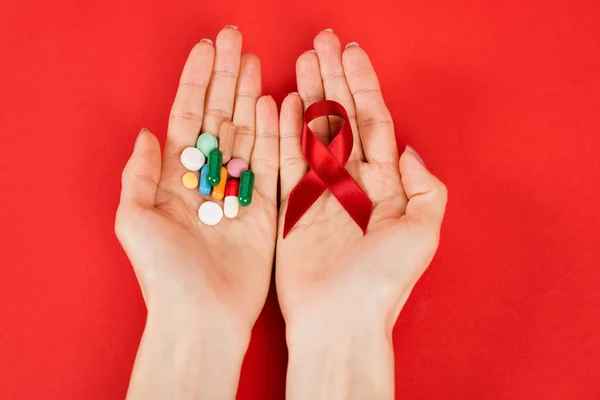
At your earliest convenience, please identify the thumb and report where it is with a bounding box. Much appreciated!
[119,128,162,209]
[399,146,448,231]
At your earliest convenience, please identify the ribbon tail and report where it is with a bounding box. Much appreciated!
[283,172,326,238]
[331,189,373,234]
[323,165,373,235]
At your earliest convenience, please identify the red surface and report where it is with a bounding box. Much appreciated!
[1,0,600,398]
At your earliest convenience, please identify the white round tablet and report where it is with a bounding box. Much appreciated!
[198,201,224,226]
[180,147,205,171]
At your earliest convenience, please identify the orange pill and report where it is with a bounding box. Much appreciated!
[218,120,236,164]
[182,172,198,189]
[211,167,228,200]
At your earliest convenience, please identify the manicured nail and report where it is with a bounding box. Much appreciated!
[406,145,426,166]
[345,42,359,49]
[200,38,213,44]
[322,28,334,32]
[224,25,238,30]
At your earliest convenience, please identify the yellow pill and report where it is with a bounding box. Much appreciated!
[211,167,228,200]
[182,172,199,189]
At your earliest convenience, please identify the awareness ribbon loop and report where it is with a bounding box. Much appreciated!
[283,100,373,238]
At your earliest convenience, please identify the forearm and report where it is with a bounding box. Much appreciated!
[127,303,249,400]
[285,319,395,400]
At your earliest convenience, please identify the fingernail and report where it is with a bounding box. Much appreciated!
[290,91,298,95]
[135,128,148,148]
[345,42,359,49]
[322,28,334,32]
[200,38,213,44]
[406,145,426,166]
[224,25,238,30]
[308,49,316,53]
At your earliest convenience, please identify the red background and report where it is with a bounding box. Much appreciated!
[1,0,600,398]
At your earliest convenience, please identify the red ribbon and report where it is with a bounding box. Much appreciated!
[283,100,373,238]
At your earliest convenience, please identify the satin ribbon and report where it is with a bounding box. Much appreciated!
[283,100,373,238]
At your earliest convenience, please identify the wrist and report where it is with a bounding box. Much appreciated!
[286,313,391,351]
[285,317,395,400]
[146,297,252,351]
[126,303,249,399]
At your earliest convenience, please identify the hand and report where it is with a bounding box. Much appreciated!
[276,31,448,399]
[115,27,279,398]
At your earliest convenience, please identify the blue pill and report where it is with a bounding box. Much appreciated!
[198,165,212,195]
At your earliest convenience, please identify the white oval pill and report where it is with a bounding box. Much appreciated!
[224,196,239,218]
[198,201,223,226]
[180,147,205,171]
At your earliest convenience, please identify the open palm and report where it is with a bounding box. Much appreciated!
[276,31,448,333]
[116,27,278,336]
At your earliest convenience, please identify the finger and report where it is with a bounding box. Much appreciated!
[164,40,214,164]
[120,129,161,209]
[232,53,261,162]
[251,96,279,205]
[296,50,329,145]
[201,26,242,135]
[313,30,363,160]
[343,43,397,164]
[399,146,448,231]
[279,93,306,202]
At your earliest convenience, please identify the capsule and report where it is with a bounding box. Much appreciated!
[238,170,254,207]
[211,167,228,201]
[198,164,212,195]
[218,120,236,164]
[224,180,239,218]
[207,149,223,186]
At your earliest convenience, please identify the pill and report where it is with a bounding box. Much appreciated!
[180,147,205,171]
[226,157,248,178]
[198,201,223,226]
[207,149,223,186]
[198,165,212,195]
[224,180,239,218]
[238,170,255,207]
[218,121,236,164]
[182,172,198,189]
[211,167,228,201]
[196,133,218,157]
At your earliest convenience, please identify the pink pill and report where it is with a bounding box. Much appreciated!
[226,157,248,178]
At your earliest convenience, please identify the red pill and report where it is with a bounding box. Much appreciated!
[224,180,240,218]
[225,179,239,197]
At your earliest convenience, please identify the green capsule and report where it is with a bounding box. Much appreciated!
[238,170,255,207]
[207,149,223,186]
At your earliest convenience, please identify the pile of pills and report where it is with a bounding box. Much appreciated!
[179,120,254,226]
